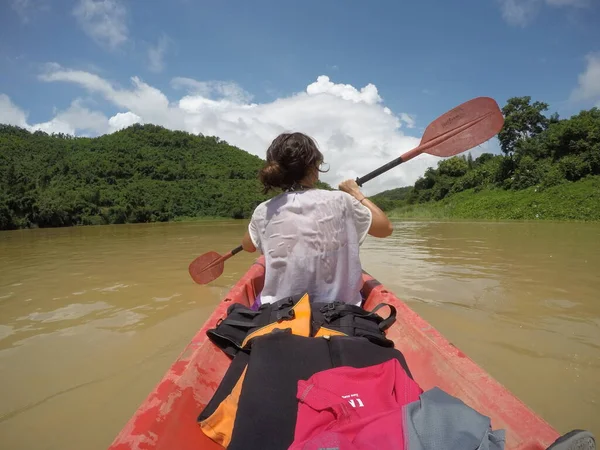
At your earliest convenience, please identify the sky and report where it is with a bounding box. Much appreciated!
[1,0,600,194]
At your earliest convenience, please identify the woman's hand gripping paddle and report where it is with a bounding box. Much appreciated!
[355,97,505,186]
[189,96,505,284]
[188,245,243,285]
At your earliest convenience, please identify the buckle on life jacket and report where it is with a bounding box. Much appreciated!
[320,303,336,312]
[275,298,294,310]
[276,308,295,322]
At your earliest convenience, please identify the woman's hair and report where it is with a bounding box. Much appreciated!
[259,132,327,193]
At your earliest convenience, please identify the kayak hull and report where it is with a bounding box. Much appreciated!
[108,258,559,450]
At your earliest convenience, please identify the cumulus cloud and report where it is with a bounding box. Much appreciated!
[0,94,138,136]
[108,111,143,132]
[0,94,30,127]
[73,0,128,50]
[172,78,254,104]
[148,34,171,73]
[31,99,110,135]
[9,67,481,194]
[306,76,381,105]
[571,53,600,106]
[498,0,590,26]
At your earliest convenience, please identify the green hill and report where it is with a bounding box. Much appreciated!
[0,124,312,229]
[370,186,412,211]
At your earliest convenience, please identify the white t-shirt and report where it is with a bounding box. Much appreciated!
[248,189,373,306]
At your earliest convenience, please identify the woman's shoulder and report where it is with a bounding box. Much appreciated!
[310,188,349,198]
[309,188,354,203]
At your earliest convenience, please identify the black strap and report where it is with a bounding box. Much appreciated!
[320,302,396,331]
[219,319,261,329]
[369,303,397,331]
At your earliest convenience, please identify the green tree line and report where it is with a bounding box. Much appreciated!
[0,124,277,229]
[372,97,600,213]
[2,96,598,229]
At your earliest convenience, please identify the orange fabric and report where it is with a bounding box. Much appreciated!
[314,326,347,338]
[199,366,247,448]
[241,293,311,348]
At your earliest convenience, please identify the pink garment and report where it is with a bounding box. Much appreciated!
[289,359,423,450]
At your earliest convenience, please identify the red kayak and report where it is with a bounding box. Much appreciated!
[108,257,559,450]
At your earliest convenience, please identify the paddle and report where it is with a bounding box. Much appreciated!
[355,97,504,186]
[189,96,505,284]
[188,245,243,285]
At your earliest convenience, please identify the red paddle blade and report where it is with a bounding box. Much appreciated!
[188,251,225,284]
[420,97,504,157]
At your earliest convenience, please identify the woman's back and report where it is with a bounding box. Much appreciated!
[241,131,392,306]
[249,189,372,306]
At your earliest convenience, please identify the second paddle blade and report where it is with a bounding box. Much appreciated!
[188,251,225,284]
[421,97,504,157]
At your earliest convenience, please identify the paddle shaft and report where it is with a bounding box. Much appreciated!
[356,147,420,187]
[210,245,243,268]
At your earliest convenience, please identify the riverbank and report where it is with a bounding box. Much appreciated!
[387,176,600,221]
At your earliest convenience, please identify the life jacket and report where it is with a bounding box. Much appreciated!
[206,293,397,358]
[214,332,414,450]
[199,294,397,447]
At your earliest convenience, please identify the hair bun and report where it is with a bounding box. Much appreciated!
[259,160,285,191]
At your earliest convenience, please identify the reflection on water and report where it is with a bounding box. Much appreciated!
[0,220,599,449]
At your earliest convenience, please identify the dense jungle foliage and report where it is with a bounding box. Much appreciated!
[0,124,275,229]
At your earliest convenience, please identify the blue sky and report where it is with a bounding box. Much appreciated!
[1,0,600,192]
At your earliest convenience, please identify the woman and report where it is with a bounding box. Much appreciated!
[242,132,393,306]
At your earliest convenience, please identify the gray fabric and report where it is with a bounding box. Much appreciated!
[404,387,506,450]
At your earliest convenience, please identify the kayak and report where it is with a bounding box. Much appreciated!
[108,257,560,450]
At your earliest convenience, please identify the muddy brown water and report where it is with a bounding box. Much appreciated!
[0,221,599,449]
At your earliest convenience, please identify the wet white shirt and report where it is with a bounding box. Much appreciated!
[249,189,372,306]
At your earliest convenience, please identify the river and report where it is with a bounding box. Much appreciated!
[0,220,599,449]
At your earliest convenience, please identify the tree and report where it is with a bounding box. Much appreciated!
[498,96,550,155]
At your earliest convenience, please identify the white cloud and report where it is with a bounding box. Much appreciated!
[0,94,142,137]
[108,111,143,132]
[306,75,381,105]
[39,65,172,127]
[0,94,29,128]
[498,0,590,26]
[498,0,540,26]
[571,53,600,106]
[31,99,110,135]
[399,113,416,129]
[27,68,470,194]
[73,0,128,50]
[148,34,171,73]
[172,78,254,104]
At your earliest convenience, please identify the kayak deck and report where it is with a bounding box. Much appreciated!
[108,258,559,450]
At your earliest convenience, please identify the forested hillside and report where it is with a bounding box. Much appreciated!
[372,98,600,220]
[3,96,599,229]
[0,124,273,229]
